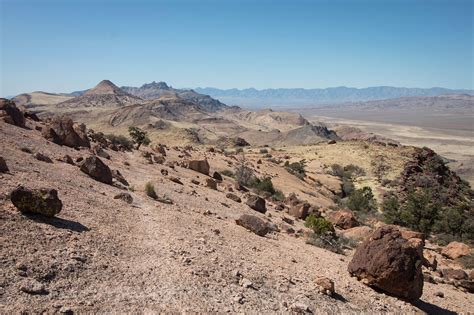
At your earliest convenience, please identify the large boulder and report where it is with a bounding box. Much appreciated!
[289,203,319,220]
[0,98,25,127]
[348,225,424,301]
[441,241,471,260]
[188,159,210,175]
[42,116,90,148]
[10,186,62,217]
[236,214,269,236]
[339,226,372,243]
[0,157,9,173]
[327,210,359,229]
[246,195,266,213]
[80,156,113,184]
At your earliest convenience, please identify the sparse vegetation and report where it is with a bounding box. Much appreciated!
[145,181,158,199]
[284,159,307,179]
[346,186,377,213]
[249,176,285,201]
[128,126,150,150]
[305,214,334,236]
[105,134,134,150]
[220,169,235,178]
[235,157,254,186]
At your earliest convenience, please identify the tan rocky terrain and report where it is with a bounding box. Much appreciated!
[1,98,473,313]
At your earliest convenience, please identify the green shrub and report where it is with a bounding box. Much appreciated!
[145,182,158,199]
[249,176,285,201]
[306,233,344,254]
[304,215,335,236]
[105,134,134,150]
[330,163,365,179]
[458,254,474,269]
[285,159,307,179]
[346,187,377,213]
[128,126,150,149]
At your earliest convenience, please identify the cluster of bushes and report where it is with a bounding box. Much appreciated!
[330,164,366,197]
[284,159,307,180]
[235,158,284,200]
[346,186,377,213]
[105,134,134,150]
[383,189,474,242]
[304,214,356,254]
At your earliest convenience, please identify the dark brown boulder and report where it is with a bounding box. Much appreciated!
[348,225,424,301]
[80,156,113,184]
[60,155,75,165]
[327,210,359,229]
[0,157,9,173]
[112,169,129,186]
[288,203,318,220]
[0,98,25,127]
[236,214,269,236]
[246,195,266,213]
[188,159,210,175]
[114,192,133,204]
[42,116,90,148]
[10,186,62,217]
[34,152,53,163]
[226,193,242,203]
[205,178,217,190]
[212,171,223,182]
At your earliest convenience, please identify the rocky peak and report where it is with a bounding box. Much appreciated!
[85,80,125,95]
[141,81,170,90]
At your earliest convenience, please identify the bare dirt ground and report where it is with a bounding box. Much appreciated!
[1,121,473,313]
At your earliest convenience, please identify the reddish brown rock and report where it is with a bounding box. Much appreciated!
[339,226,372,243]
[236,214,268,236]
[348,225,424,301]
[441,269,468,281]
[327,210,359,229]
[206,178,217,190]
[441,241,471,260]
[188,159,210,175]
[0,156,9,173]
[289,203,318,220]
[42,116,90,148]
[226,193,241,203]
[0,98,25,127]
[246,195,266,213]
[80,156,113,184]
[314,277,335,296]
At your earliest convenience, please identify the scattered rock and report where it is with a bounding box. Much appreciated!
[80,156,113,184]
[0,156,9,173]
[93,146,111,160]
[315,276,335,296]
[327,140,336,144]
[191,179,200,185]
[205,178,217,190]
[441,269,468,281]
[290,302,310,313]
[61,155,75,165]
[327,209,359,229]
[280,223,295,234]
[226,193,241,203]
[19,279,48,295]
[422,250,437,271]
[161,169,168,176]
[236,214,269,236]
[435,291,444,298]
[42,116,90,148]
[11,186,62,217]
[114,192,133,204]
[0,98,25,127]
[348,225,423,301]
[34,152,53,163]
[169,177,183,185]
[188,159,210,175]
[112,169,129,186]
[212,171,223,181]
[234,137,250,147]
[282,216,294,225]
[246,195,266,213]
[441,241,471,260]
[339,226,372,243]
[289,203,314,220]
[239,278,253,289]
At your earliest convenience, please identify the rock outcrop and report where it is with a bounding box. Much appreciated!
[348,225,424,301]
[42,116,90,148]
[246,195,266,213]
[10,186,62,217]
[0,98,25,127]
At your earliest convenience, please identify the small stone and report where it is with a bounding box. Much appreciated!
[290,302,310,313]
[19,279,48,295]
[435,291,444,298]
[240,278,253,288]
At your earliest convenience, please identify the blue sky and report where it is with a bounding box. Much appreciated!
[1,0,472,96]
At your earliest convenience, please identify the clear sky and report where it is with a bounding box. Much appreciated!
[1,0,473,96]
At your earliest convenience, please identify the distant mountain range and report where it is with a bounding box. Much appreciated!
[194,86,474,108]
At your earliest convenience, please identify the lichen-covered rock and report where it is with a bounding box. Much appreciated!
[188,159,210,175]
[10,186,62,217]
[42,116,90,148]
[236,214,268,236]
[80,156,113,184]
[348,225,424,301]
[246,195,266,213]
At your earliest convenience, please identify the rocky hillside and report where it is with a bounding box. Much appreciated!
[1,99,473,313]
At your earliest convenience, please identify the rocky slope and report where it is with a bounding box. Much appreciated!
[1,104,473,313]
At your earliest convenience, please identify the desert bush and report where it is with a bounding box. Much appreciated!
[331,163,365,179]
[105,134,134,150]
[235,157,254,186]
[342,179,355,197]
[306,233,345,254]
[220,169,235,178]
[145,182,158,199]
[128,126,150,149]
[346,186,377,213]
[305,215,335,236]
[285,159,307,179]
[249,176,285,201]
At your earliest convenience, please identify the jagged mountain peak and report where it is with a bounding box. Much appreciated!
[85,80,125,96]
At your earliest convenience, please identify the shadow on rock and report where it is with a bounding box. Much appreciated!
[411,299,457,315]
[26,214,90,233]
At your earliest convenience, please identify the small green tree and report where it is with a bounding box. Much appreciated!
[382,194,402,225]
[305,214,335,236]
[346,186,377,213]
[128,126,150,149]
[400,189,440,234]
